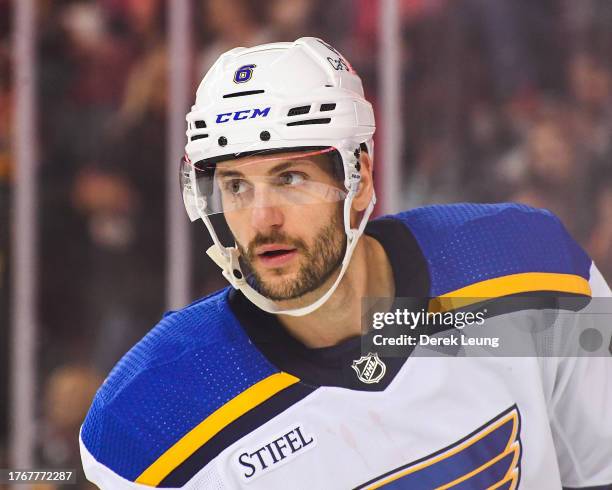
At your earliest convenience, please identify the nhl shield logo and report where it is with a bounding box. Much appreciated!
[351,352,386,384]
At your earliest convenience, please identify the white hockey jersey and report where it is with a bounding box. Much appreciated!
[80,203,612,489]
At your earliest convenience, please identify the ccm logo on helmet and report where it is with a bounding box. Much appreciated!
[215,107,271,124]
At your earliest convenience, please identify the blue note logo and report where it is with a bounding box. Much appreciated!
[356,406,522,489]
[234,64,256,83]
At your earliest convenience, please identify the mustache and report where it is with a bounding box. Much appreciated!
[246,231,308,259]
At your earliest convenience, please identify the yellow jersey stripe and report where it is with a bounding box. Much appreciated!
[429,272,591,313]
[135,371,300,486]
[436,442,520,490]
[487,469,519,490]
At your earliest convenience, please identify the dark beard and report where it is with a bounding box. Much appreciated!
[236,212,346,301]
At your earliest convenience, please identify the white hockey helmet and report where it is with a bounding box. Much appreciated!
[181,37,376,316]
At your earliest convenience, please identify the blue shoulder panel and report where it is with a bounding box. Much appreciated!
[386,203,592,297]
[81,287,278,482]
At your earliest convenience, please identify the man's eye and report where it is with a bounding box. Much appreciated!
[278,172,306,186]
[224,179,250,195]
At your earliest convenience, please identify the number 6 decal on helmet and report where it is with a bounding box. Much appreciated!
[234,64,256,83]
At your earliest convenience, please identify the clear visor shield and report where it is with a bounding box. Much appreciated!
[180,147,348,217]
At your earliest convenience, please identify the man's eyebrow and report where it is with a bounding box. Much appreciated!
[267,160,297,175]
[216,168,244,178]
[216,160,307,178]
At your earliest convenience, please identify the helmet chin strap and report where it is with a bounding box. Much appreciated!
[201,190,376,317]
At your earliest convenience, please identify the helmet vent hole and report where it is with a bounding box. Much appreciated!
[287,105,311,116]
[320,103,336,112]
[190,134,209,141]
[222,89,265,98]
[195,120,207,129]
[286,118,331,127]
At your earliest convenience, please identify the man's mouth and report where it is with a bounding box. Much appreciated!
[255,245,298,268]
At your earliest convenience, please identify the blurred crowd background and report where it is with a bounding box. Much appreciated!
[1,0,612,488]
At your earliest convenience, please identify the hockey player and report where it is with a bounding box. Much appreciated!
[80,38,612,489]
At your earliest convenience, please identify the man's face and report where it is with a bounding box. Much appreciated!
[215,149,347,301]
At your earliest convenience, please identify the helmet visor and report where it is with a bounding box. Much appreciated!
[181,147,347,216]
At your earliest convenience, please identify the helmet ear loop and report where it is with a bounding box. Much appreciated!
[342,149,364,240]
[227,247,247,284]
[189,170,232,263]
[188,169,248,283]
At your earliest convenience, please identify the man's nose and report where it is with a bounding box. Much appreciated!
[250,186,284,230]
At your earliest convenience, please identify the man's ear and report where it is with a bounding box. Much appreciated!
[352,151,374,212]
[350,151,374,228]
